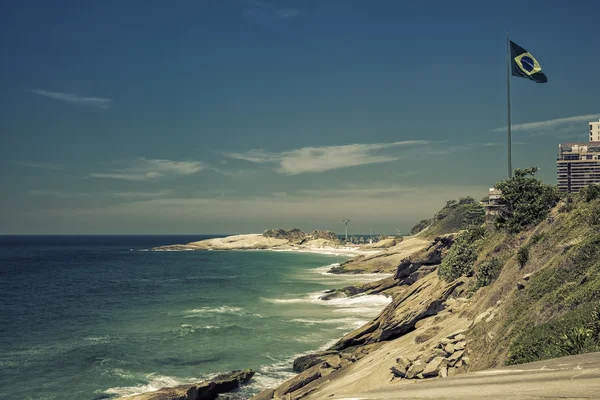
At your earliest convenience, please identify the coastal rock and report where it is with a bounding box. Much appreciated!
[447,350,465,367]
[293,351,341,373]
[396,355,412,372]
[337,237,432,274]
[331,274,465,350]
[390,365,407,378]
[444,343,455,355]
[406,360,425,379]
[422,357,447,378]
[454,341,466,351]
[394,236,455,283]
[273,363,323,398]
[446,329,466,339]
[125,369,255,400]
[421,348,447,363]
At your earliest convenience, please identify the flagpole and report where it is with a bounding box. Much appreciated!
[506,31,512,179]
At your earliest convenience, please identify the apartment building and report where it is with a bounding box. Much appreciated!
[591,120,600,142]
[557,142,600,192]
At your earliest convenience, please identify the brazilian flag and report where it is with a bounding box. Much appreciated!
[510,41,548,83]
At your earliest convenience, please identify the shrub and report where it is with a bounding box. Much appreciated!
[475,257,503,288]
[411,219,432,235]
[438,226,485,281]
[530,232,547,245]
[579,184,600,202]
[494,167,559,233]
[585,202,600,226]
[517,245,530,268]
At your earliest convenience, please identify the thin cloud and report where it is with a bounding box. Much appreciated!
[91,158,205,181]
[30,190,90,198]
[492,113,600,133]
[28,89,112,109]
[223,141,433,175]
[15,161,63,170]
[112,190,173,198]
[426,142,504,156]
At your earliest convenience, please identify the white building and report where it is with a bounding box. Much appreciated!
[590,119,600,142]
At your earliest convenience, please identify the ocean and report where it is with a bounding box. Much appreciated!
[0,235,391,400]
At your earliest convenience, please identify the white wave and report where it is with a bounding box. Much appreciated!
[290,317,368,331]
[184,306,243,314]
[105,373,186,397]
[150,248,195,252]
[83,336,110,344]
[264,292,390,314]
[183,306,264,319]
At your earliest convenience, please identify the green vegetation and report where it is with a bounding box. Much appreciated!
[507,302,600,365]
[422,197,485,237]
[411,219,432,235]
[504,233,600,365]
[475,257,503,289]
[494,167,559,233]
[438,226,486,282]
[517,245,530,269]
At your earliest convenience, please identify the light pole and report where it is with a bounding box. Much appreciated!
[343,219,350,241]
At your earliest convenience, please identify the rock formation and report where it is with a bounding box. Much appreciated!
[124,370,254,400]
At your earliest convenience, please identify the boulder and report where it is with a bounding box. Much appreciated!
[454,341,466,351]
[293,351,340,373]
[421,348,447,363]
[444,343,455,355]
[517,281,525,290]
[274,363,323,398]
[250,388,275,400]
[447,350,465,367]
[439,365,448,378]
[395,355,411,372]
[390,365,407,378]
[446,329,466,339]
[406,360,425,379]
[126,370,255,400]
[422,357,447,378]
[452,334,466,342]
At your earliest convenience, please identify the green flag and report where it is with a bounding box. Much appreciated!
[510,41,548,83]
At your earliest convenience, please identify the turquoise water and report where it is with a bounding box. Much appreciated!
[0,236,390,400]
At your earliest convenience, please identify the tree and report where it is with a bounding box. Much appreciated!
[494,167,559,233]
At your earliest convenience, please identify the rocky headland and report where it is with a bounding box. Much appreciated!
[151,229,386,256]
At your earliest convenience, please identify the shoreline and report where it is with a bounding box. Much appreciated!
[116,252,392,399]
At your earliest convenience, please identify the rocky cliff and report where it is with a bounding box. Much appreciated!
[252,182,600,400]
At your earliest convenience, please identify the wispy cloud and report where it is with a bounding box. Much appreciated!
[28,89,113,109]
[224,141,433,175]
[425,142,504,156]
[112,190,173,198]
[242,0,303,20]
[91,158,205,181]
[492,113,600,134]
[30,190,90,198]
[15,161,63,170]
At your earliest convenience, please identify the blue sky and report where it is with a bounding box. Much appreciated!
[1,0,599,234]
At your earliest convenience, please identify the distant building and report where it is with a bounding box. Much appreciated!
[557,142,600,192]
[590,120,600,142]
[484,188,503,217]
